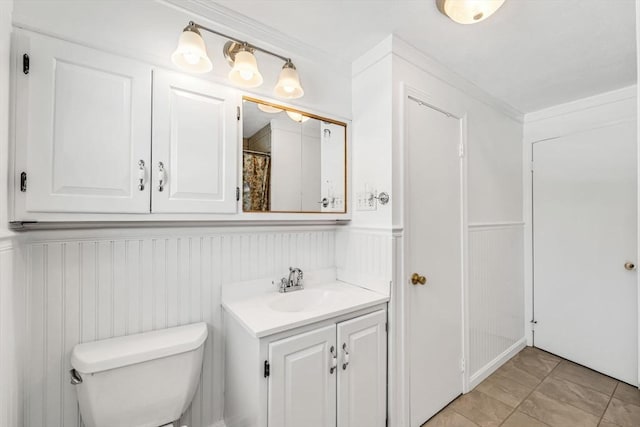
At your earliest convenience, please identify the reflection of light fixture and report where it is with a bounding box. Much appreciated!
[287,111,310,123]
[228,45,263,87]
[274,61,304,99]
[172,21,304,97]
[257,104,283,114]
[436,0,506,24]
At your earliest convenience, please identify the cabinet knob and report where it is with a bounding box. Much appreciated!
[625,261,636,271]
[158,162,166,192]
[137,160,146,191]
[342,343,350,370]
[330,346,337,374]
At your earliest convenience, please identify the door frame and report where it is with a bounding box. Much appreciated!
[522,86,638,386]
[397,84,469,425]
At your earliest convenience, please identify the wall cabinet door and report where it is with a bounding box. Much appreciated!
[268,325,337,427]
[15,32,152,214]
[152,70,239,213]
[337,310,387,427]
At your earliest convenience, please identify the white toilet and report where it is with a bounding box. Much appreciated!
[70,322,208,427]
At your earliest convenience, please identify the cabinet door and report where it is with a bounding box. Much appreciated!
[337,310,387,427]
[15,32,152,214]
[152,70,239,213]
[268,325,337,427]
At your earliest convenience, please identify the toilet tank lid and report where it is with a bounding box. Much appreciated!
[70,322,208,374]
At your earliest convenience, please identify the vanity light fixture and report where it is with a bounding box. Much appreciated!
[436,0,506,24]
[286,111,310,123]
[172,21,305,98]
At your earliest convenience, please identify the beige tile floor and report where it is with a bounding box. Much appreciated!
[423,347,640,427]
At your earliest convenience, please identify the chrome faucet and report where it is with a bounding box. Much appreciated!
[274,267,304,293]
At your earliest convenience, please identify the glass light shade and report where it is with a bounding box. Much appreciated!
[436,0,506,24]
[274,64,304,99]
[228,50,264,88]
[171,30,213,73]
[257,104,283,114]
[286,111,310,123]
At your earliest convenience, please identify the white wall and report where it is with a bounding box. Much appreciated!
[523,85,637,346]
[21,226,336,427]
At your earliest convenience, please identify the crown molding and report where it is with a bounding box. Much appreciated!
[524,85,637,123]
[391,36,524,123]
[159,0,350,76]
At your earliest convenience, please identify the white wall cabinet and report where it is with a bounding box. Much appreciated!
[13,31,152,214]
[152,70,238,213]
[12,31,239,220]
[224,307,387,427]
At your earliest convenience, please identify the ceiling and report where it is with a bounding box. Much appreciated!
[213,0,637,114]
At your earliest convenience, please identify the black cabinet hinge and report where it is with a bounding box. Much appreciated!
[20,172,27,192]
[23,54,29,75]
[236,186,240,201]
[264,360,270,378]
[237,106,241,121]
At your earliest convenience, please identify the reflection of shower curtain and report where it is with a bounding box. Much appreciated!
[243,153,271,211]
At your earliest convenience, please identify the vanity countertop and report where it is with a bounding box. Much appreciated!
[222,272,389,338]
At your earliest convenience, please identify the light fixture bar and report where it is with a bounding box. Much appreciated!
[189,21,291,63]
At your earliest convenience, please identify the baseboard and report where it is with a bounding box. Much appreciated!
[468,338,527,389]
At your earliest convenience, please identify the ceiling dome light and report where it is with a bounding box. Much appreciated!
[436,0,506,24]
[286,111,310,123]
[257,104,283,114]
[228,47,263,88]
[171,24,213,73]
[274,61,304,99]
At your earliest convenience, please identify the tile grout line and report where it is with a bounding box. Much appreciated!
[497,356,558,427]
[597,382,618,426]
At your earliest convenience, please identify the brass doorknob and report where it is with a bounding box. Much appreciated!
[411,273,427,285]
[625,262,636,271]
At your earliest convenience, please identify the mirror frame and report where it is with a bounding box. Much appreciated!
[241,96,348,214]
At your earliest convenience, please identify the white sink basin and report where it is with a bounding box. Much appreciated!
[268,289,332,312]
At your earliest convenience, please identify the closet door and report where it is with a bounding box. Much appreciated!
[152,70,239,213]
[268,325,337,427]
[14,32,152,215]
[337,310,387,427]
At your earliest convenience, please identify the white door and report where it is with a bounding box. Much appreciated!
[270,119,302,211]
[268,325,337,427]
[152,70,238,213]
[533,120,638,385]
[15,32,151,214]
[337,310,387,427]
[407,99,463,426]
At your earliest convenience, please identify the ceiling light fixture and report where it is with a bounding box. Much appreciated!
[436,0,506,24]
[172,21,304,98]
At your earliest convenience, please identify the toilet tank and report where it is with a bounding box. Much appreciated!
[70,322,208,427]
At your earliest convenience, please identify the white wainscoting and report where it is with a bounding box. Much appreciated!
[22,227,336,427]
[335,227,392,296]
[0,239,23,427]
[467,222,525,388]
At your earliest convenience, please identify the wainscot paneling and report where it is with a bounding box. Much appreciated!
[468,223,525,386]
[335,227,392,296]
[0,239,23,427]
[22,227,336,427]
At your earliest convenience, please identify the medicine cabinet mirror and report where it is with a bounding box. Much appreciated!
[242,97,347,213]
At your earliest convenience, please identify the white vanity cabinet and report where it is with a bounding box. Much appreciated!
[11,31,240,220]
[224,307,387,427]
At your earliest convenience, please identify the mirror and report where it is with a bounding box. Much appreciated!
[242,97,347,213]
